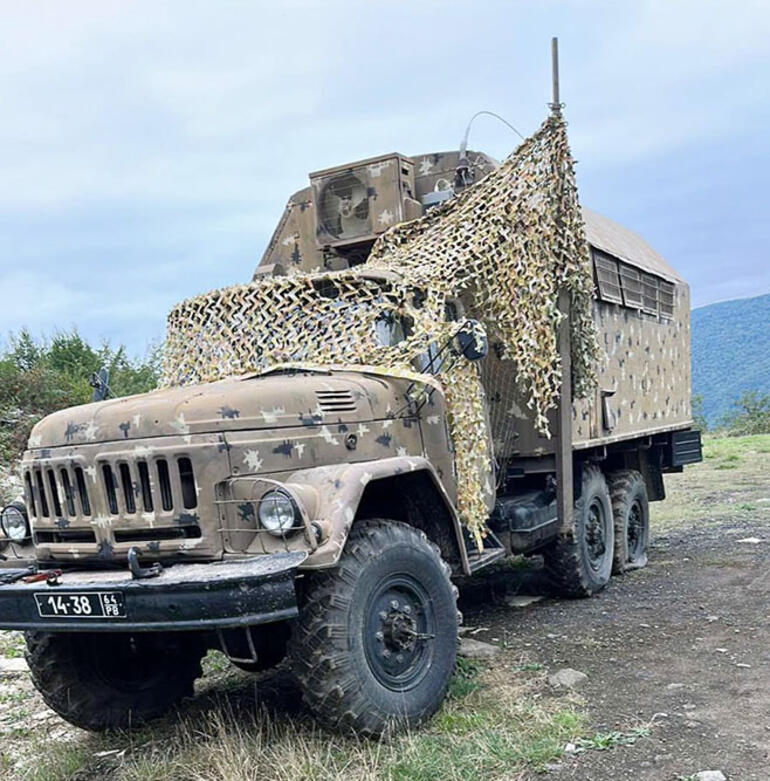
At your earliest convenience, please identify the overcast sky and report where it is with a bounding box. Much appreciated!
[1,1,768,357]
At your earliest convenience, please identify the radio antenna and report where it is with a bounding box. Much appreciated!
[550,36,562,115]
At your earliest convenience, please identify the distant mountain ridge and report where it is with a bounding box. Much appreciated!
[691,293,770,424]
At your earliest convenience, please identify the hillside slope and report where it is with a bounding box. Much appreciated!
[692,292,770,424]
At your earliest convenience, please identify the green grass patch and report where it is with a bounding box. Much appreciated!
[572,726,650,753]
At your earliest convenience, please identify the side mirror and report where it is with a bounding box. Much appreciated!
[89,366,111,402]
[454,319,488,362]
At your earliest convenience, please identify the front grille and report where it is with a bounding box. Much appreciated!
[315,389,357,413]
[26,456,197,524]
[25,448,208,559]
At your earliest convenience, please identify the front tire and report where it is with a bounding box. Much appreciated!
[25,631,205,731]
[545,465,615,597]
[290,519,458,736]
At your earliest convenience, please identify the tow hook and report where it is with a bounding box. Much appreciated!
[127,547,164,580]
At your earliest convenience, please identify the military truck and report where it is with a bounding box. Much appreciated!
[0,114,701,737]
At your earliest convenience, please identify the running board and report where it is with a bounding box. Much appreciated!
[464,529,506,573]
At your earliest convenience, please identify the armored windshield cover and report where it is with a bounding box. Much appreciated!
[163,114,599,542]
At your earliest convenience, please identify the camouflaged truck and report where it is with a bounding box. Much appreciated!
[0,144,702,736]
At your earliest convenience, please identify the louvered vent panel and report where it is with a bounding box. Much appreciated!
[315,389,357,413]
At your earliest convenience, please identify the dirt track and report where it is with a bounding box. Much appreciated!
[462,512,770,780]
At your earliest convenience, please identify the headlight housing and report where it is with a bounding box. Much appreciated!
[0,502,30,543]
[258,490,298,536]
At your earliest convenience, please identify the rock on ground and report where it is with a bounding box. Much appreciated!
[548,667,588,689]
[694,772,727,781]
[457,637,501,660]
[0,657,29,674]
[504,594,544,608]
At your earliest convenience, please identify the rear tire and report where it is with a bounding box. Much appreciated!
[25,631,205,731]
[545,465,614,597]
[290,519,458,736]
[608,469,649,573]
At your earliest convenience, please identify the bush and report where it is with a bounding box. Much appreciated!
[0,329,160,460]
[719,391,770,437]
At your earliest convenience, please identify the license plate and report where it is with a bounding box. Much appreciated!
[34,591,126,619]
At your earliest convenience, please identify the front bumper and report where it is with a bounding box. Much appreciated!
[0,552,306,632]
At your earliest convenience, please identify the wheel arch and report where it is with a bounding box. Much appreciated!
[286,456,470,575]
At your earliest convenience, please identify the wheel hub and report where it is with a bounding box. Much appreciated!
[585,498,607,571]
[364,578,436,691]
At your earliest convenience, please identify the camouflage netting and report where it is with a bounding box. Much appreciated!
[162,114,599,543]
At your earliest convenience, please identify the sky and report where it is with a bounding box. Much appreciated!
[1,0,768,358]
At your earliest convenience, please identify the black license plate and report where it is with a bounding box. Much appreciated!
[34,591,126,619]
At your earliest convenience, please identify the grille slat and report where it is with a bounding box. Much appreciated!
[157,459,173,512]
[74,467,91,516]
[137,461,154,512]
[35,470,49,517]
[60,469,76,516]
[118,463,136,514]
[178,457,197,510]
[24,472,37,517]
[102,464,119,514]
[46,469,62,517]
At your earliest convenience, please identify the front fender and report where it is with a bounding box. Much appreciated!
[285,456,469,573]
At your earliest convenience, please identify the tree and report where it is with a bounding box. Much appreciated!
[0,329,160,460]
[720,391,770,437]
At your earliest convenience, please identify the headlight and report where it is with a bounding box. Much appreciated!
[0,502,30,543]
[258,490,298,536]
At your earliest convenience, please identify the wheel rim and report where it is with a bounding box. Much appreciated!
[363,573,436,691]
[584,497,608,573]
[627,499,645,559]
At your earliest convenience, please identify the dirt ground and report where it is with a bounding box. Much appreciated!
[460,436,770,781]
[463,515,770,780]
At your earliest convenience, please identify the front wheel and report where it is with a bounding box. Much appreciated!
[290,519,458,736]
[25,631,206,731]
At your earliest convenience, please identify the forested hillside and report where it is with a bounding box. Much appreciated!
[691,293,770,424]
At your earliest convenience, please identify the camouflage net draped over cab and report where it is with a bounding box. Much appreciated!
[163,115,599,543]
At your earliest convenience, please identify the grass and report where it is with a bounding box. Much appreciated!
[650,433,770,533]
[8,661,584,781]
[0,631,24,659]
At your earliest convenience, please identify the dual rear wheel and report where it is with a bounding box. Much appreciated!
[544,465,650,597]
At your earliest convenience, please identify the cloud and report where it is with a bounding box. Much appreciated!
[0,0,768,353]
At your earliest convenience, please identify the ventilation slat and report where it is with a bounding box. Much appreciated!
[619,264,643,308]
[157,459,173,511]
[641,273,659,315]
[102,464,118,515]
[315,389,357,413]
[60,469,76,516]
[114,526,201,543]
[119,463,136,514]
[24,472,37,518]
[137,461,154,512]
[74,467,91,516]
[46,469,62,517]
[593,251,623,304]
[178,457,197,509]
